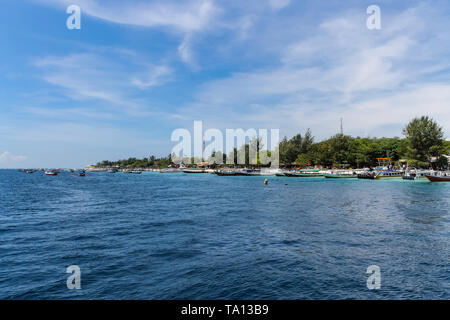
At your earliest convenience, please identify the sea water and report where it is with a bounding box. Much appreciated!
[0,170,448,299]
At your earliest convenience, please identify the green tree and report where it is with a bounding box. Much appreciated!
[402,116,444,162]
[295,154,310,167]
[435,156,449,169]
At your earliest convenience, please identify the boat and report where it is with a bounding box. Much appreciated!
[215,169,237,176]
[275,169,295,177]
[425,171,450,182]
[284,170,323,177]
[45,170,58,176]
[160,168,180,173]
[357,171,379,180]
[260,168,280,176]
[78,170,86,176]
[182,168,206,173]
[402,171,418,180]
[377,170,404,178]
[235,169,262,176]
[131,170,142,174]
[403,169,433,180]
[324,170,357,179]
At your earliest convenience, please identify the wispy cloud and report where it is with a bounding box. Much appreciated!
[38,0,220,32]
[132,65,173,89]
[267,0,290,10]
[0,151,27,164]
[33,52,174,117]
[177,4,450,139]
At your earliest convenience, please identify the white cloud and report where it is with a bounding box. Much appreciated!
[0,152,28,164]
[267,0,290,10]
[34,52,174,116]
[132,65,172,89]
[38,0,220,32]
[178,34,196,66]
[176,4,450,139]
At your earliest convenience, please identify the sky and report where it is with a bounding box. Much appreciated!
[1,0,450,168]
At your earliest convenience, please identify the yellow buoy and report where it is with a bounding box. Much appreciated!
[264,179,268,185]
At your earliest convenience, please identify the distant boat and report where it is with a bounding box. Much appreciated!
[182,168,206,173]
[78,170,86,176]
[215,169,237,176]
[284,170,323,177]
[357,171,379,180]
[235,169,262,176]
[160,168,180,173]
[275,169,293,177]
[425,172,450,182]
[131,170,142,174]
[402,171,418,180]
[45,170,58,176]
[377,170,404,178]
[324,170,357,179]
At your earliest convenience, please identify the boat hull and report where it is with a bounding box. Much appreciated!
[324,174,357,179]
[357,173,378,180]
[284,173,323,177]
[182,170,205,173]
[216,172,237,176]
[425,175,450,182]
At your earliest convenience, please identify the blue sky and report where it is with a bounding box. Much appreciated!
[1,0,449,168]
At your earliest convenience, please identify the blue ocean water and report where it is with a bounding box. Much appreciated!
[0,170,448,299]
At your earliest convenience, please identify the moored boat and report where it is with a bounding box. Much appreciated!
[284,170,323,177]
[45,170,58,176]
[324,170,357,179]
[235,169,261,176]
[425,171,450,182]
[377,170,404,178]
[357,171,379,180]
[182,168,206,173]
[215,169,237,176]
[160,168,180,173]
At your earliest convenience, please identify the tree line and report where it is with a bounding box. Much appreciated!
[279,116,449,168]
[96,116,449,169]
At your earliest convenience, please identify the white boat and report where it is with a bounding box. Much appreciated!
[402,169,431,180]
[377,170,404,178]
[284,170,323,177]
[160,168,180,173]
[324,170,357,178]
